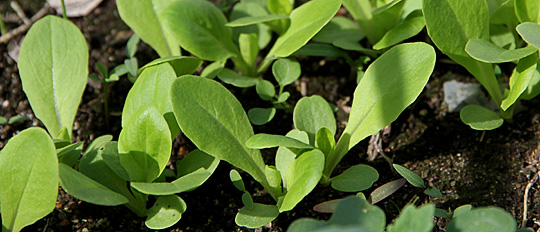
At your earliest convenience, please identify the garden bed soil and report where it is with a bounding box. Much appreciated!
[1,1,539,231]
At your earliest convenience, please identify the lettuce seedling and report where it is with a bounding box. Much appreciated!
[423,0,540,130]
[170,42,435,228]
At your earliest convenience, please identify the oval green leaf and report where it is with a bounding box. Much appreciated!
[267,0,342,57]
[248,107,277,125]
[273,57,301,87]
[313,16,364,44]
[502,54,538,110]
[460,104,504,130]
[170,76,272,197]
[424,186,442,199]
[217,68,260,87]
[256,79,276,101]
[235,203,279,228]
[446,207,517,232]
[276,130,310,188]
[119,106,172,182]
[122,63,178,139]
[330,164,379,192]
[465,39,538,63]
[0,127,58,232]
[280,149,324,212]
[161,0,237,61]
[517,22,540,49]
[18,16,88,138]
[373,10,426,50]
[59,163,129,206]
[246,133,314,150]
[117,0,180,57]
[293,95,336,145]
[515,0,540,24]
[387,204,435,232]
[393,164,425,188]
[145,195,187,230]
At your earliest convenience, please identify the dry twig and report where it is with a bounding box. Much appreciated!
[0,3,50,44]
[522,171,540,228]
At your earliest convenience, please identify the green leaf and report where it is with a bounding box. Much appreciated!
[101,141,130,181]
[268,0,293,15]
[230,1,273,49]
[7,115,29,124]
[521,59,540,100]
[96,63,108,79]
[326,43,435,176]
[313,199,341,213]
[517,22,540,49]
[248,108,277,125]
[161,0,237,61]
[273,58,301,87]
[276,92,291,103]
[130,169,211,195]
[226,15,289,27]
[256,79,276,101]
[387,204,435,232]
[460,105,504,130]
[465,39,538,63]
[373,10,426,50]
[330,165,379,192]
[119,106,172,182]
[122,63,178,139]
[124,57,139,78]
[201,60,225,79]
[446,207,517,232]
[267,0,342,57]
[453,204,472,218]
[230,169,246,191]
[435,208,450,219]
[139,56,202,76]
[315,127,335,157]
[490,24,516,50]
[56,141,83,166]
[0,127,58,232]
[368,178,407,204]
[126,33,140,58]
[246,133,314,150]
[293,95,336,145]
[235,203,279,228]
[502,54,538,110]
[424,187,442,199]
[242,192,254,208]
[176,149,219,178]
[217,68,260,87]
[0,116,7,124]
[58,163,129,206]
[288,196,386,232]
[393,164,425,188]
[18,16,88,138]
[280,149,324,212]
[515,0,540,23]
[170,75,274,198]
[117,0,179,57]
[145,195,186,230]
[276,130,310,188]
[490,0,519,26]
[313,16,364,44]
[292,43,350,59]
[239,33,260,70]
[423,0,503,104]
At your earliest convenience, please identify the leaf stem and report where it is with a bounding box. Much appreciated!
[61,0,68,19]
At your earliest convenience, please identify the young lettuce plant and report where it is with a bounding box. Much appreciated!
[423,0,540,130]
[170,42,435,228]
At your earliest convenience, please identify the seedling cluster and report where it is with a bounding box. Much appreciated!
[1,0,539,231]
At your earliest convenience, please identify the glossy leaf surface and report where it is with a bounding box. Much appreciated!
[139,56,202,76]
[293,95,336,144]
[330,164,379,192]
[235,203,279,228]
[393,164,425,188]
[18,16,88,138]
[246,133,314,150]
[145,195,186,230]
[465,39,538,63]
[460,105,504,130]
[517,22,540,49]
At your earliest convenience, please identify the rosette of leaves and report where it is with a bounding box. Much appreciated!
[423,0,540,130]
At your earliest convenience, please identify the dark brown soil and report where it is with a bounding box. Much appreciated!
[1,1,539,231]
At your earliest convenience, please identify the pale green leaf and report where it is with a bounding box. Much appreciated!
[230,169,246,191]
[517,22,540,49]
[131,169,212,195]
[170,76,274,197]
[248,108,277,125]
[117,0,180,57]
[246,133,314,149]
[101,141,130,181]
[161,0,237,61]
[256,79,276,101]
[393,164,425,188]
[0,128,58,232]
[267,0,342,57]
[460,105,504,130]
[119,106,172,182]
[465,39,538,63]
[201,60,225,79]
[330,164,379,192]
[268,0,292,15]
[230,2,273,49]
[280,149,324,212]
[239,33,260,69]
[145,195,186,230]
[235,203,279,228]
[313,16,364,44]
[446,207,517,232]
[453,205,473,218]
[58,163,129,206]
[273,58,301,87]
[226,15,289,27]
[122,63,178,139]
[139,56,202,76]
[217,68,260,87]
[315,127,335,157]
[387,204,435,232]
[514,0,540,23]
[502,54,538,110]
[373,10,425,50]
[276,130,309,188]
[18,16,88,138]
[293,95,336,144]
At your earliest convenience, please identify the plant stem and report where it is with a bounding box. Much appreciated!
[103,81,110,128]
[60,0,68,19]
[0,15,6,35]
